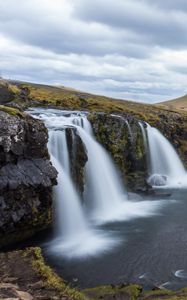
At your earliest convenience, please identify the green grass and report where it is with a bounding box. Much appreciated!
[0,105,25,117]
[25,247,87,300]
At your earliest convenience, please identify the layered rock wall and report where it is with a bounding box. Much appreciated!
[0,109,57,247]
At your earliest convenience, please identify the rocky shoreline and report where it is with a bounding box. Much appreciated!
[1,247,187,300]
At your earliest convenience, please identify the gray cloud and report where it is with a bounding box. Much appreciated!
[74,0,187,48]
[144,0,187,11]
[0,0,187,103]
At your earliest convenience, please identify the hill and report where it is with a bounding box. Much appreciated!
[0,78,183,121]
[157,94,187,112]
[0,78,187,169]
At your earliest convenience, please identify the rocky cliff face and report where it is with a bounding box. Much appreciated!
[66,127,88,196]
[0,108,57,247]
[88,113,148,192]
[88,112,187,192]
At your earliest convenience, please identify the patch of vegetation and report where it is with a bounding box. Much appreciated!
[83,283,142,300]
[25,247,87,300]
[0,79,187,167]
[7,83,20,95]
[140,288,187,299]
[157,94,187,113]
[0,105,25,117]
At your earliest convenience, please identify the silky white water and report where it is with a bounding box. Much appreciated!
[146,125,187,187]
[29,108,164,258]
[46,123,120,258]
[139,122,147,152]
[48,130,87,239]
[76,126,127,223]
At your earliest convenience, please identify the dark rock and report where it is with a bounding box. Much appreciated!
[0,82,15,104]
[88,113,148,192]
[0,109,57,247]
[66,127,88,195]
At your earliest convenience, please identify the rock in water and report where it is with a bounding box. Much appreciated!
[0,108,57,247]
[147,174,168,186]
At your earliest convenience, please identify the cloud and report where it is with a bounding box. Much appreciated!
[74,0,187,48]
[0,0,187,103]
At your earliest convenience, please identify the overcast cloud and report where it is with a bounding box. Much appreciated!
[0,0,187,103]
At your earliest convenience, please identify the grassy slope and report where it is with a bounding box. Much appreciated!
[157,94,187,112]
[3,79,186,119]
[1,79,187,168]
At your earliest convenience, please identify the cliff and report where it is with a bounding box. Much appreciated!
[88,111,187,192]
[88,113,147,192]
[0,106,57,247]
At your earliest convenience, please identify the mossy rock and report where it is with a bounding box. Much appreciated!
[83,284,142,300]
[0,247,86,300]
[0,104,25,117]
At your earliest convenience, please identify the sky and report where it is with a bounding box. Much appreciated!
[0,0,187,103]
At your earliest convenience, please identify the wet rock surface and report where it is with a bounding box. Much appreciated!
[66,127,88,195]
[88,112,187,192]
[0,109,57,247]
[88,113,148,192]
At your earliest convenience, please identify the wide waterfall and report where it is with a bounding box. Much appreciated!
[146,124,187,187]
[29,108,163,258]
[42,115,121,257]
[39,111,128,223]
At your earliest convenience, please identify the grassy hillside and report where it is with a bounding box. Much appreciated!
[157,94,187,112]
[0,78,187,167]
[0,78,185,120]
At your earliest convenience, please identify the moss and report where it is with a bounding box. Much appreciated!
[88,113,148,191]
[83,284,142,300]
[7,83,20,95]
[0,105,25,117]
[140,288,187,299]
[25,247,87,300]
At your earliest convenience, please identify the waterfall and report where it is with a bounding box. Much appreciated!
[146,125,186,187]
[47,127,119,257]
[76,126,127,222]
[111,114,133,142]
[139,122,147,152]
[28,108,164,258]
[125,120,133,141]
[48,130,87,239]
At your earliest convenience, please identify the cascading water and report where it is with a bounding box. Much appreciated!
[76,125,127,223]
[146,124,187,187]
[29,108,164,258]
[125,120,133,141]
[44,112,127,223]
[44,117,122,257]
[48,130,87,239]
[139,122,148,152]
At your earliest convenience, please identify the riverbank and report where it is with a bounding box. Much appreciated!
[1,247,187,300]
